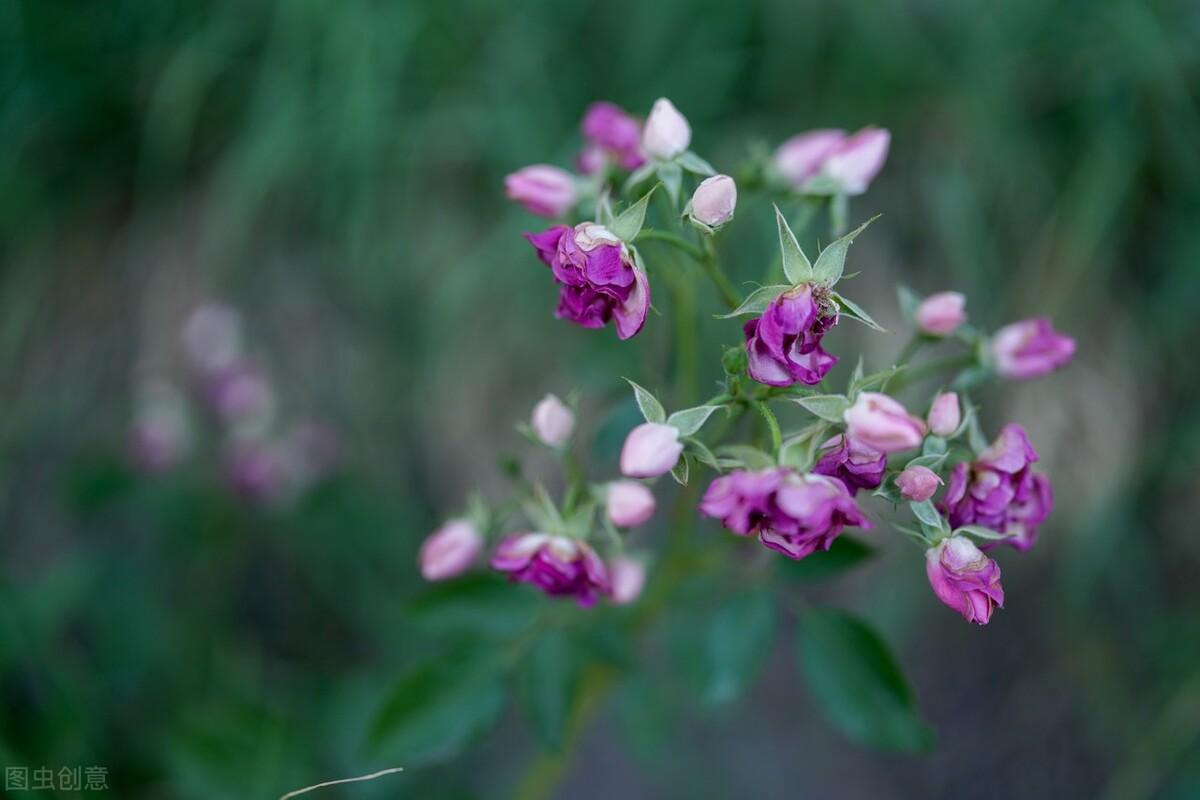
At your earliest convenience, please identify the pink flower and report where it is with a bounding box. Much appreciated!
[609,556,646,604]
[992,317,1076,379]
[505,165,577,218]
[579,102,645,172]
[774,127,891,195]
[641,98,691,161]
[743,284,838,387]
[620,423,684,478]
[689,175,737,227]
[491,533,610,606]
[843,392,926,453]
[927,392,961,437]
[419,520,484,581]
[129,381,191,473]
[531,394,575,447]
[606,480,656,528]
[914,291,967,336]
[925,536,1004,625]
[181,303,243,375]
[896,465,943,501]
[774,129,847,186]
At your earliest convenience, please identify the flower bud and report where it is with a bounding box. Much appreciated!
[641,98,691,161]
[504,165,577,218]
[609,556,646,604]
[914,291,967,336]
[927,392,961,437]
[991,317,1076,380]
[182,303,243,375]
[820,127,890,195]
[130,380,191,472]
[531,394,575,447]
[419,520,484,581]
[689,174,737,228]
[606,480,656,528]
[896,464,943,501]
[620,422,683,478]
[843,392,926,453]
[580,102,644,171]
[925,536,1004,625]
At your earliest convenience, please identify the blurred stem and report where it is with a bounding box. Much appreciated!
[887,352,976,393]
[883,335,925,392]
[700,237,741,311]
[830,193,849,238]
[635,229,702,260]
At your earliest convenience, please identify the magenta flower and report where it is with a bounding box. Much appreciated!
[812,434,886,494]
[774,126,891,195]
[843,392,926,453]
[743,284,838,387]
[699,468,871,561]
[419,520,484,581]
[620,423,683,478]
[991,317,1076,379]
[579,102,645,173]
[914,291,967,336]
[925,536,1004,625]
[525,222,650,339]
[491,533,611,607]
[896,465,943,501]
[505,165,577,218]
[941,424,1054,551]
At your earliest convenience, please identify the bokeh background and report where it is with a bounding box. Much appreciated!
[3,0,1200,797]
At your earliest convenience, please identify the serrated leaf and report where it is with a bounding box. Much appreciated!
[955,524,1013,541]
[666,405,723,437]
[812,215,878,286]
[775,205,813,284]
[794,394,850,423]
[624,378,666,424]
[831,291,886,332]
[909,499,947,532]
[677,151,716,176]
[777,536,874,581]
[670,454,690,486]
[714,445,776,471]
[795,610,932,752]
[609,185,658,242]
[715,284,790,319]
[521,634,579,751]
[703,589,775,706]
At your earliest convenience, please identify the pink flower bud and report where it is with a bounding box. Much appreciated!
[925,536,1004,625]
[182,303,243,375]
[896,464,943,501]
[641,98,691,161]
[927,392,961,437]
[774,129,847,187]
[991,317,1076,380]
[690,174,737,227]
[609,556,646,604]
[914,291,967,336]
[606,480,656,528]
[129,381,191,472]
[821,127,890,195]
[505,165,577,218]
[531,394,575,447]
[419,520,484,581]
[620,422,683,478]
[843,392,926,453]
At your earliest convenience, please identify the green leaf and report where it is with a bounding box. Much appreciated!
[872,481,902,505]
[832,291,886,332]
[794,394,850,423]
[658,162,683,206]
[666,404,723,437]
[909,499,947,532]
[777,536,874,581]
[795,610,932,752]
[703,589,776,706]
[778,421,830,472]
[904,452,948,471]
[670,454,690,486]
[714,444,776,470]
[622,163,657,194]
[775,205,813,284]
[851,364,905,395]
[954,524,1013,541]
[624,378,666,424]
[609,185,658,242]
[684,436,720,470]
[677,151,716,176]
[812,215,878,286]
[715,284,790,319]
[405,574,540,639]
[521,634,579,751]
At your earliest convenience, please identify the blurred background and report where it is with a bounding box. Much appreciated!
[3,0,1200,797]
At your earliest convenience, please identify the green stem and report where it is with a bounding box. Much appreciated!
[887,352,976,393]
[753,400,783,456]
[700,237,741,311]
[883,335,925,392]
[634,229,703,260]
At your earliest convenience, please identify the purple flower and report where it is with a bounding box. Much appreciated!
[505,165,577,218]
[925,536,1004,625]
[699,468,871,561]
[941,424,1054,551]
[992,317,1076,380]
[774,127,891,195]
[420,520,484,581]
[812,434,886,494]
[579,102,645,172]
[224,438,290,505]
[491,533,611,607]
[743,284,838,386]
[525,222,650,339]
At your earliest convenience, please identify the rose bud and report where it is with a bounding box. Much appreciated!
[896,465,943,501]
[525,222,650,339]
[182,303,243,375]
[641,98,691,161]
[812,434,886,495]
[774,129,848,188]
[609,556,647,605]
[580,102,645,172]
[606,480,656,528]
[821,127,891,195]
[927,392,961,437]
[491,533,611,606]
[620,422,684,478]
[743,284,838,387]
[689,174,737,228]
[925,536,1004,625]
[991,317,1077,380]
[419,520,484,581]
[843,392,926,453]
[914,291,967,336]
[530,393,575,447]
[504,165,577,218]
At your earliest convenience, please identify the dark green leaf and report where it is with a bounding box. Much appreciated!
[405,574,539,639]
[776,536,874,581]
[703,588,776,705]
[521,634,579,751]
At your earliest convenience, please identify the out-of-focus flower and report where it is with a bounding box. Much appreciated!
[820,128,891,195]
[743,284,838,387]
[925,536,1004,625]
[689,175,737,227]
[224,438,289,504]
[281,421,341,490]
[774,129,847,187]
[531,394,575,447]
[991,318,1076,380]
[843,392,926,453]
[812,434,886,494]
[609,556,646,604]
[505,165,577,218]
[774,127,891,195]
[419,520,484,581]
[130,380,192,472]
[579,102,644,172]
[606,480,656,528]
[927,392,961,438]
[525,222,649,339]
[941,424,1053,551]
[896,465,943,501]
[491,533,610,606]
[620,423,683,478]
[641,98,691,161]
[914,291,967,336]
[205,362,277,434]
[182,303,243,375]
[699,468,871,561]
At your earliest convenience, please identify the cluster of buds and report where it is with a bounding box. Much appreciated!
[419,97,1077,627]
